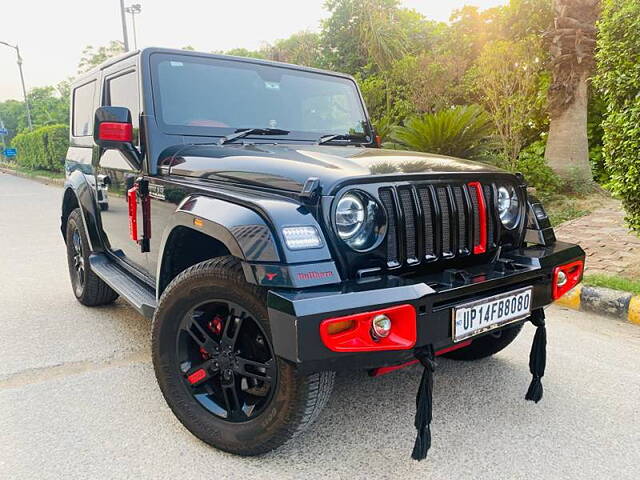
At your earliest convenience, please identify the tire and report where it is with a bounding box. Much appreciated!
[65,208,119,306]
[441,323,524,361]
[152,256,334,456]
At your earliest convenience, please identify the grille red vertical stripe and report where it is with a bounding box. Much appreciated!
[468,182,487,254]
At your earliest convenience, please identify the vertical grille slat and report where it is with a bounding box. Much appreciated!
[453,186,468,253]
[380,189,399,266]
[380,181,496,268]
[399,189,417,262]
[436,187,452,255]
[483,184,495,247]
[417,187,435,258]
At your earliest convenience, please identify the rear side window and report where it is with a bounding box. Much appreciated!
[72,81,96,137]
[106,71,140,129]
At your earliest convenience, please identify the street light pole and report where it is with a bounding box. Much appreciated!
[125,4,142,50]
[119,0,130,51]
[0,41,33,131]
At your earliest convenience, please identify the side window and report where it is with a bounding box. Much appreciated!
[72,81,96,137]
[106,71,140,130]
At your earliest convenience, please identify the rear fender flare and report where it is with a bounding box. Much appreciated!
[61,170,104,252]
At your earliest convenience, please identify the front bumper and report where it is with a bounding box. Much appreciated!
[267,241,584,374]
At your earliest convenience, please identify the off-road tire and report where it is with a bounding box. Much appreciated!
[441,323,524,361]
[151,256,335,456]
[65,208,119,306]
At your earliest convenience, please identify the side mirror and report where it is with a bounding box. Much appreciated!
[93,106,141,169]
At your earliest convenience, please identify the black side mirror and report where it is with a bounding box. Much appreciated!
[93,106,141,169]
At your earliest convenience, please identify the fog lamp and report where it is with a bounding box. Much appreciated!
[371,314,392,339]
[556,270,568,287]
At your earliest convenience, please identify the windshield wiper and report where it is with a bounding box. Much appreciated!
[218,128,290,145]
[317,133,369,145]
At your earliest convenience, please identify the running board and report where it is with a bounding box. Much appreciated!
[89,253,157,318]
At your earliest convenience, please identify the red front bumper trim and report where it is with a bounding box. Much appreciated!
[320,304,417,352]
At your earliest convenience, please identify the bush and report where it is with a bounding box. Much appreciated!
[515,139,561,200]
[594,0,640,233]
[11,124,69,172]
[389,105,495,159]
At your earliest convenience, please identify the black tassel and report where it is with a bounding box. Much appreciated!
[525,309,546,403]
[411,344,436,461]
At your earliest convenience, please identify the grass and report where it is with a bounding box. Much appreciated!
[544,191,611,227]
[0,162,64,180]
[583,274,640,295]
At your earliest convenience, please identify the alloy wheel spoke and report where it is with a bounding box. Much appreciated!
[235,357,275,383]
[221,374,244,419]
[184,314,220,354]
[221,312,243,349]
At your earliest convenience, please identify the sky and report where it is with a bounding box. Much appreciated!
[0,0,507,101]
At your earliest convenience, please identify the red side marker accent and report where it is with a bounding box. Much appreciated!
[98,122,133,142]
[127,184,138,242]
[187,369,207,385]
[265,273,278,281]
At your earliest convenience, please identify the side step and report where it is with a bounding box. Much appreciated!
[89,253,157,318]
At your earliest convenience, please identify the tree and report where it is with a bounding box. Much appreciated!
[263,31,323,67]
[390,105,495,159]
[472,38,547,169]
[544,0,599,181]
[321,0,400,74]
[594,0,640,232]
[78,41,125,73]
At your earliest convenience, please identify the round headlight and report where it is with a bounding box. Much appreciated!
[334,191,386,251]
[497,185,520,230]
[336,194,365,239]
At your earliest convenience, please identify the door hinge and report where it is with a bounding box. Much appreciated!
[127,178,151,253]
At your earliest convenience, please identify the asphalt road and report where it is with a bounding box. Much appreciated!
[1,172,639,480]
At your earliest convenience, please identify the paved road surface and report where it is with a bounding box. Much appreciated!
[1,172,639,480]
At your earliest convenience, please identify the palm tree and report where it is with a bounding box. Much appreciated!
[390,105,495,159]
[544,0,599,182]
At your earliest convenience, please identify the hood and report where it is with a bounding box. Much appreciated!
[167,143,505,194]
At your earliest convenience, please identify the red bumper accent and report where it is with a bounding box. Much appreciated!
[552,259,584,299]
[369,340,473,376]
[320,304,417,352]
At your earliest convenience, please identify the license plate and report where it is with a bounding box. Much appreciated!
[452,287,532,342]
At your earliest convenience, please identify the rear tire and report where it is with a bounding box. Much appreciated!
[152,256,334,456]
[442,323,524,361]
[65,208,119,306]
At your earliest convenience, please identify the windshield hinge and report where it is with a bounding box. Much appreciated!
[300,177,320,202]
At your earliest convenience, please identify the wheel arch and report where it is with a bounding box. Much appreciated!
[61,171,104,251]
[156,196,281,297]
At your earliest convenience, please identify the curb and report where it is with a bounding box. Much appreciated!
[555,283,640,325]
[0,166,65,187]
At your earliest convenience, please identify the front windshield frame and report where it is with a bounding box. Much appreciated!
[148,52,373,143]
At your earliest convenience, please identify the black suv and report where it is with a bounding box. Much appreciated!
[61,48,584,457]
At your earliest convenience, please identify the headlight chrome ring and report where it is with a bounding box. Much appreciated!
[497,185,520,230]
[334,190,386,251]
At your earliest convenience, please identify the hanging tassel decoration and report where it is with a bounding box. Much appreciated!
[525,309,546,403]
[411,344,437,461]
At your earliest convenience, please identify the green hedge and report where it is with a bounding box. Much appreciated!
[11,124,69,172]
[595,0,640,233]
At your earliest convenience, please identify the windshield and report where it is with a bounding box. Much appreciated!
[150,53,370,141]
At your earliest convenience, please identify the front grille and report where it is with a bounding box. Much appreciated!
[380,182,496,268]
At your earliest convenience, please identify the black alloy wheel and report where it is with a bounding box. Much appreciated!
[70,226,86,296]
[177,300,276,422]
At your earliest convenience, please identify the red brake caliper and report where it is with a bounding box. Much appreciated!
[198,316,224,360]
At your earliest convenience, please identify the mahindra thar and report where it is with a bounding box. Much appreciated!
[61,48,584,459]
